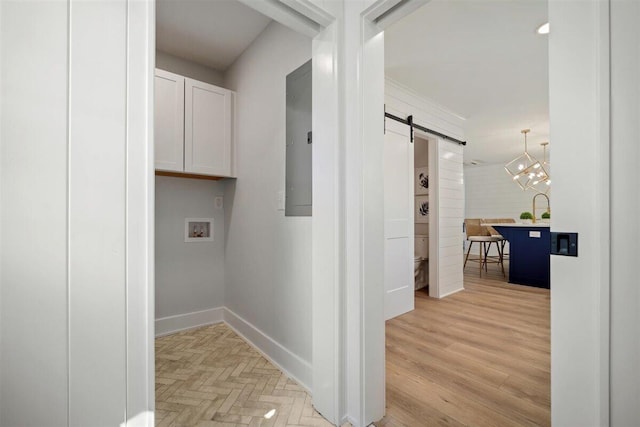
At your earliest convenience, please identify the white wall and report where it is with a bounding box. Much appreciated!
[1,2,69,424]
[432,138,465,298]
[549,0,607,425]
[155,177,225,321]
[610,0,640,424]
[464,163,548,221]
[222,22,313,387]
[1,0,153,425]
[156,50,225,86]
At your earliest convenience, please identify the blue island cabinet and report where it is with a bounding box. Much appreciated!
[492,225,550,289]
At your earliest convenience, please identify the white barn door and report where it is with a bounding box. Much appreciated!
[384,119,415,320]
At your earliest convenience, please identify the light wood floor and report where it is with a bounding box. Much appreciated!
[156,260,549,427]
[378,261,551,427]
[155,324,334,427]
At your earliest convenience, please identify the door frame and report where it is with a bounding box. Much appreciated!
[413,132,439,299]
[143,0,345,425]
[356,0,613,426]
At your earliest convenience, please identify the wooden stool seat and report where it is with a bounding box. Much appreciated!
[464,219,506,277]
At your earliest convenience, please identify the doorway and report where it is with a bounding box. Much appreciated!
[378,0,552,425]
[151,0,342,425]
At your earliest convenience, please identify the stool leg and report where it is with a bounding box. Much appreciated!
[464,241,473,268]
[479,241,483,277]
[484,242,491,272]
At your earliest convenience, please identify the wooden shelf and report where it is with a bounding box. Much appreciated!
[155,170,224,181]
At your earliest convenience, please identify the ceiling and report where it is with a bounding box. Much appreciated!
[385,0,549,165]
[156,0,272,71]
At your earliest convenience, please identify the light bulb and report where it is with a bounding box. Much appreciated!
[533,164,540,169]
[546,180,551,185]
[518,164,524,171]
[529,173,535,178]
[513,175,520,180]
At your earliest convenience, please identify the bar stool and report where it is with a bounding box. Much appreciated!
[483,225,506,277]
[483,218,516,264]
[464,219,505,277]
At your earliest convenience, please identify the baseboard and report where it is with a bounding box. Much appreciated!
[124,410,154,427]
[341,414,357,427]
[155,307,224,337]
[154,306,312,394]
[439,287,465,298]
[223,307,312,393]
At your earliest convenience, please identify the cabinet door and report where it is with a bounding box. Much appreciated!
[154,69,185,172]
[184,78,233,177]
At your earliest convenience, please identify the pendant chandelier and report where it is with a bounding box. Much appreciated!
[504,129,549,191]
[528,141,551,194]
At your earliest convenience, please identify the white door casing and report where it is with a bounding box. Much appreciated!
[311,20,342,426]
[383,119,414,320]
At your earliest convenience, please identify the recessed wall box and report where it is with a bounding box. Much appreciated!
[285,59,312,217]
[550,232,578,257]
[185,218,214,242]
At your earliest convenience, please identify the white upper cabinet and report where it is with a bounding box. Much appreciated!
[184,78,233,177]
[154,70,235,178]
[154,70,185,172]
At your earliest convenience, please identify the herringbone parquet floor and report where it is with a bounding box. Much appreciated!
[155,323,334,427]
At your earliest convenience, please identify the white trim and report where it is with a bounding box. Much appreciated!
[154,307,224,337]
[126,0,155,423]
[223,308,313,393]
[120,411,154,427]
[368,0,429,30]
[236,0,322,38]
[438,287,464,299]
[311,18,341,426]
[146,0,156,418]
[280,0,334,28]
[423,134,440,298]
[595,0,611,425]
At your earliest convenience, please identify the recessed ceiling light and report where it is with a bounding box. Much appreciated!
[537,22,549,35]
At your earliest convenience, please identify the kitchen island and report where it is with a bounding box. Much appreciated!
[486,223,550,289]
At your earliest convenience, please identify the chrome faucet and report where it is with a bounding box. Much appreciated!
[532,193,550,224]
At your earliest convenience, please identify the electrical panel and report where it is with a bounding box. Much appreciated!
[285,59,312,217]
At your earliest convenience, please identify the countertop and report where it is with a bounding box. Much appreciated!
[482,222,550,228]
